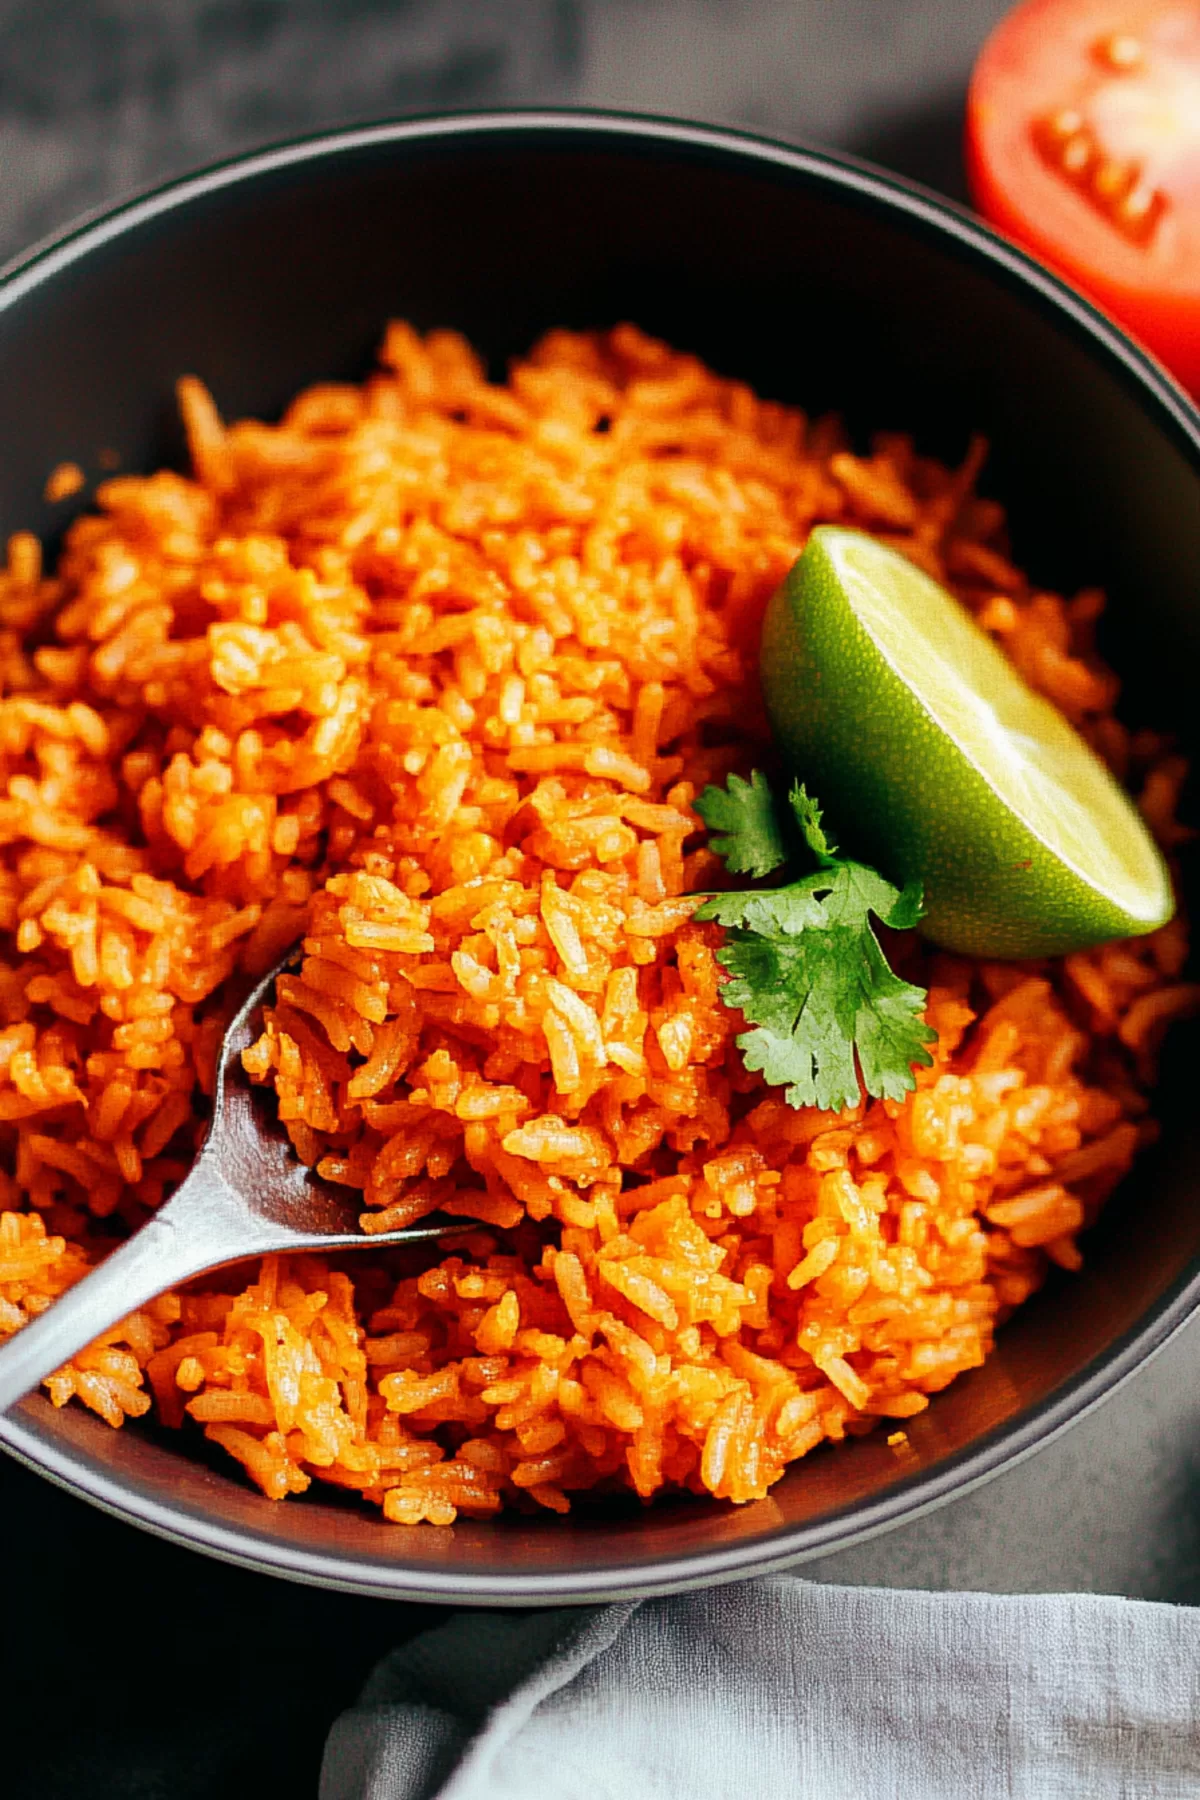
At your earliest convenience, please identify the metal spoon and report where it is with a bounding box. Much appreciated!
[0,953,473,1413]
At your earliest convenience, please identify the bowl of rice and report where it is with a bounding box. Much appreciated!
[1,112,1199,1603]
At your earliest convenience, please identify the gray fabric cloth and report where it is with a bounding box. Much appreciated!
[321,1577,1200,1800]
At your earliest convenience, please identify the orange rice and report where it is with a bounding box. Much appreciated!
[0,321,1195,1524]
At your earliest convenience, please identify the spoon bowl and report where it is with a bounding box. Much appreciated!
[0,954,472,1415]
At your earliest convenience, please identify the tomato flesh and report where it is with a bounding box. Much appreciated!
[967,0,1200,397]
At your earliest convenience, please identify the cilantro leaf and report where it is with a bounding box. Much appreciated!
[694,773,935,1113]
[788,781,837,863]
[694,770,789,878]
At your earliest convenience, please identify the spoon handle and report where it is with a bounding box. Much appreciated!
[0,1160,255,1415]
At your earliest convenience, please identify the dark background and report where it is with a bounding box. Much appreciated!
[0,0,1016,268]
[6,5,1200,1798]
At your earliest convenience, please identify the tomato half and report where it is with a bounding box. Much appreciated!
[967,0,1200,396]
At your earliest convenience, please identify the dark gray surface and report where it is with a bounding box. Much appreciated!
[0,0,1014,265]
[1,3,1196,1796]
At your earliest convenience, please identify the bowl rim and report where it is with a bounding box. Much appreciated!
[2,105,1200,1605]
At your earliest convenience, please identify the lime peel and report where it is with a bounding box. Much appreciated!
[760,526,1173,959]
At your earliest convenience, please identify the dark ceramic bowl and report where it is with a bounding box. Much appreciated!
[2,113,1199,1604]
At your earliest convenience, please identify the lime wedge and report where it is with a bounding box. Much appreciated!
[760,526,1173,958]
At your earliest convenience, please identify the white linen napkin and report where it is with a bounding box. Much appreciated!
[320,1576,1200,1799]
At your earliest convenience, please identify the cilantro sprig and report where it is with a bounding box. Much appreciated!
[694,775,936,1113]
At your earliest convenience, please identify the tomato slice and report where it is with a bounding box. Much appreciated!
[967,0,1200,396]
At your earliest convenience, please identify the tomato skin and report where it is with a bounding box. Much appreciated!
[966,0,1200,398]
